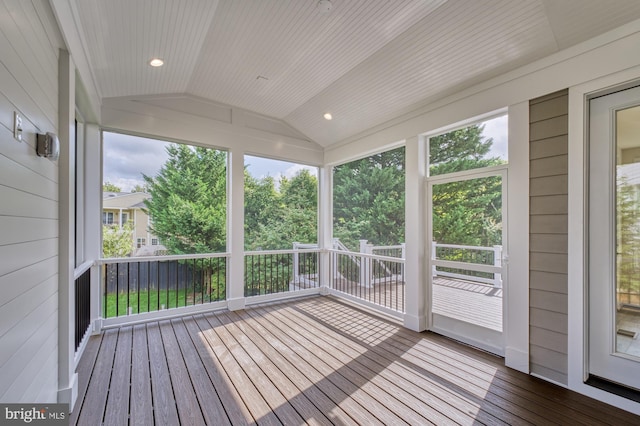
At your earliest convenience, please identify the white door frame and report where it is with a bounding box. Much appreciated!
[426,165,508,356]
[588,85,640,391]
[568,66,640,415]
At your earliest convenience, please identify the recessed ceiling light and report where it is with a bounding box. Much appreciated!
[324,113,333,120]
[149,58,164,67]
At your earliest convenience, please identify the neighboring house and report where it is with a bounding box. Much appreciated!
[102,192,164,255]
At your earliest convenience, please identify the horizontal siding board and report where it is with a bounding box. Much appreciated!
[529,271,567,293]
[0,256,57,307]
[529,115,568,141]
[0,150,58,199]
[530,362,568,385]
[530,289,568,314]
[529,90,569,386]
[529,89,568,105]
[530,155,568,178]
[0,238,57,277]
[0,0,59,403]
[0,306,56,368]
[0,118,58,183]
[530,308,568,334]
[0,217,57,247]
[530,195,568,214]
[0,185,58,219]
[530,135,568,159]
[530,344,568,373]
[24,350,57,403]
[0,18,56,127]
[530,252,568,274]
[530,175,568,196]
[529,234,567,253]
[0,274,57,338]
[529,95,568,122]
[530,326,568,354]
[0,330,57,401]
[32,356,58,403]
[530,214,567,234]
[0,1,58,103]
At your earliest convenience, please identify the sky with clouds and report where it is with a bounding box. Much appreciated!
[103,132,318,192]
[103,114,507,192]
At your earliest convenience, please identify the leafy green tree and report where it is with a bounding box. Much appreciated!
[103,182,121,192]
[333,147,405,251]
[102,222,133,257]
[617,175,640,304]
[143,144,227,255]
[429,124,504,248]
[244,169,318,250]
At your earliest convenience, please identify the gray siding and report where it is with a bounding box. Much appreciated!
[0,0,62,403]
[529,89,569,385]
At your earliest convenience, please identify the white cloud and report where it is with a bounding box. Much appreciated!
[482,115,508,159]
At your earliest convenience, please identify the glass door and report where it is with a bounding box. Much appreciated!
[589,86,640,390]
[427,168,506,355]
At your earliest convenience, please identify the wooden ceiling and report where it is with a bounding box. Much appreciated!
[62,0,640,146]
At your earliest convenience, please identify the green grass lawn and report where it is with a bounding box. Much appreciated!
[104,286,225,318]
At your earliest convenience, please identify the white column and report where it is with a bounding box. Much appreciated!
[84,124,102,331]
[318,166,332,295]
[505,101,529,373]
[227,148,246,310]
[403,136,427,331]
[57,49,78,407]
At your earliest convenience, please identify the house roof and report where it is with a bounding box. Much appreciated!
[54,0,640,147]
[103,192,150,209]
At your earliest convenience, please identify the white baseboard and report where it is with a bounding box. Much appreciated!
[505,346,529,374]
[227,297,246,311]
[403,313,427,332]
[57,372,78,410]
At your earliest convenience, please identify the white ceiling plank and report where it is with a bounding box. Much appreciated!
[59,0,640,146]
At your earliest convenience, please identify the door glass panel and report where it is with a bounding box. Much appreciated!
[431,174,503,332]
[615,105,640,359]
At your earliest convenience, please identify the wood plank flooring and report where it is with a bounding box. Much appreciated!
[432,278,502,331]
[71,296,639,425]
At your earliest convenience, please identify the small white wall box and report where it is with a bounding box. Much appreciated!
[36,132,60,160]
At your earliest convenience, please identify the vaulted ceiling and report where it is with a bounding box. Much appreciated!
[60,0,640,147]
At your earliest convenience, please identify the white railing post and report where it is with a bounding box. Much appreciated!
[332,238,340,280]
[359,240,368,287]
[431,241,437,278]
[292,242,300,283]
[493,245,503,288]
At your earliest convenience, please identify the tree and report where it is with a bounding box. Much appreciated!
[143,144,227,255]
[429,124,504,248]
[102,222,133,257]
[103,182,121,192]
[131,184,147,193]
[333,147,405,251]
[244,169,318,250]
[616,174,640,304]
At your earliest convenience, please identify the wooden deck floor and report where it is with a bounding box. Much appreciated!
[432,277,502,332]
[71,296,639,425]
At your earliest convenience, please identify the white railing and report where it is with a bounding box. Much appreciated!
[98,252,230,321]
[431,242,502,288]
[246,248,321,296]
[293,239,405,287]
[329,248,405,315]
